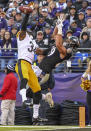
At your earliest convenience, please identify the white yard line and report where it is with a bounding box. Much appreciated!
[0,125,91,130]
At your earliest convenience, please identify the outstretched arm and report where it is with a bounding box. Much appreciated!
[21,14,30,31]
[36,48,51,56]
[54,16,67,58]
[18,14,30,40]
[55,34,66,57]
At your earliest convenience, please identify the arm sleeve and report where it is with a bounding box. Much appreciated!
[21,14,30,31]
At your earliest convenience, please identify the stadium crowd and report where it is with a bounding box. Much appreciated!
[0,0,91,71]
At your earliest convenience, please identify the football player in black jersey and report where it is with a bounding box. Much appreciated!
[36,16,80,84]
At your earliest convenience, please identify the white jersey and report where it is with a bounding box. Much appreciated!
[17,32,38,64]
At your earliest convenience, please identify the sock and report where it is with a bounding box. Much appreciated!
[20,89,27,102]
[42,94,46,100]
[33,104,40,119]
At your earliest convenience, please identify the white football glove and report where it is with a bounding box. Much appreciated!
[56,15,65,35]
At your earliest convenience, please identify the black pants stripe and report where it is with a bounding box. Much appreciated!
[18,60,23,80]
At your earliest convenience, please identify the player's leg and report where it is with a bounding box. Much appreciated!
[15,60,29,103]
[28,68,54,125]
[28,66,41,125]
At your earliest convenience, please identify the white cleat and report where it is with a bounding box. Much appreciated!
[45,92,54,107]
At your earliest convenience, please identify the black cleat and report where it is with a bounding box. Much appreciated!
[32,117,48,126]
[45,92,54,107]
[22,100,33,108]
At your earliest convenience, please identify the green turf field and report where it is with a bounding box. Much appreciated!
[0,126,91,131]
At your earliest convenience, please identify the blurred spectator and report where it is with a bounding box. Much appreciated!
[0,64,18,125]
[85,6,91,19]
[65,0,73,14]
[12,0,19,8]
[47,0,53,5]
[56,0,67,11]
[80,32,91,49]
[0,31,17,70]
[64,29,73,42]
[0,14,8,30]
[78,32,91,67]
[7,17,15,32]
[39,0,48,7]
[0,28,6,40]
[10,9,17,18]
[48,1,56,18]
[69,20,81,37]
[79,0,89,13]
[0,11,6,19]
[66,5,78,24]
[44,24,54,46]
[71,0,76,3]
[0,0,9,8]
[35,16,46,32]
[36,30,50,49]
[44,24,53,38]
[28,8,39,32]
[41,8,53,26]
[55,8,62,18]
[14,12,23,30]
[74,0,82,12]
[11,26,18,38]
[80,17,91,40]
[0,6,3,13]
[76,12,86,29]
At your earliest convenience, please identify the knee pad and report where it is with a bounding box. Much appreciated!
[20,78,28,90]
[33,91,42,104]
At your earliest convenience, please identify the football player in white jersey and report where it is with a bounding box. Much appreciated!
[15,7,54,125]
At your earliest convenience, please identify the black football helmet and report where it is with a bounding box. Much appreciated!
[69,36,79,48]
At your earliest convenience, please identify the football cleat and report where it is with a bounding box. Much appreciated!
[32,117,48,126]
[45,92,54,107]
[22,100,33,107]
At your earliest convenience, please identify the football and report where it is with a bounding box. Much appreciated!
[19,5,33,14]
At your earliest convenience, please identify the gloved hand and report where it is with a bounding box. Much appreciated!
[56,15,65,35]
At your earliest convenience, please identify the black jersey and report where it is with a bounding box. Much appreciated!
[39,46,72,73]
